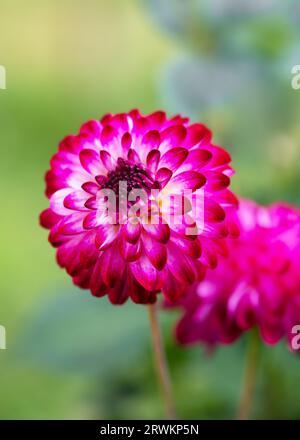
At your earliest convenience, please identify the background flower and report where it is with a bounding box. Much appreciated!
[175,199,300,349]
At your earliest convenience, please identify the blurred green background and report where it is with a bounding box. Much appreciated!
[1,0,300,419]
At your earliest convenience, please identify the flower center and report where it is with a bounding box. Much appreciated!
[102,158,154,195]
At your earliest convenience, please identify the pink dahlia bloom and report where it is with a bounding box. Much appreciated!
[175,199,300,349]
[40,110,238,304]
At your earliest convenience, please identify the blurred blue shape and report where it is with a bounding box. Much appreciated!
[160,54,264,118]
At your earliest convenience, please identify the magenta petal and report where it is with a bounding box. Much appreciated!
[64,191,89,211]
[161,125,187,145]
[78,232,99,268]
[90,257,107,297]
[50,188,74,215]
[120,239,142,262]
[142,233,167,270]
[109,113,129,131]
[100,125,117,145]
[260,320,284,345]
[108,277,129,305]
[79,149,102,175]
[161,268,187,301]
[185,123,212,147]
[121,132,132,150]
[100,150,114,171]
[40,208,61,229]
[168,171,206,192]
[84,196,97,210]
[58,135,79,153]
[130,255,158,291]
[146,150,161,172]
[73,267,93,289]
[143,223,170,243]
[204,171,230,192]
[167,242,197,284]
[126,272,156,304]
[132,117,149,135]
[57,238,83,275]
[80,119,101,137]
[58,212,85,235]
[159,147,188,172]
[170,235,201,259]
[147,111,166,129]
[203,200,226,223]
[100,245,125,288]
[83,211,104,229]
[122,222,142,244]
[95,175,107,186]
[200,243,218,269]
[95,224,119,250]
[155,168,173,188]
[142,130,161,148]
[81,181,100,195]
[181,150,212,172]
[208,146,231,168]
[127,148,141,163]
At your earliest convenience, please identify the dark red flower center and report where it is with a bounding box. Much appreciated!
[101,158,154,195]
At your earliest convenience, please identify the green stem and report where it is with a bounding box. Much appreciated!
[237,330,260,420]
[148,303,177,420]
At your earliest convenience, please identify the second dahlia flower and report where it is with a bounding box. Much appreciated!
[40,110,238,304]
[175,199,300,349]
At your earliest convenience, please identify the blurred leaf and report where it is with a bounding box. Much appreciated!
[15,289,149,375]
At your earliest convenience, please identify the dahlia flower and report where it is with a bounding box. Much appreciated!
[40,110,238,305]
[175,199,300,349]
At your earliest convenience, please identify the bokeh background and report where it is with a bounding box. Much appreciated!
[1,0,300,419]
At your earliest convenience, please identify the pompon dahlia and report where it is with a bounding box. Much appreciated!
[40,110,238,305]
[175,199,300,349]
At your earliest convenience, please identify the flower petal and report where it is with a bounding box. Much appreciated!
[142,232,167,270]
[79,149,102,175]
[130,255,158,291]
[167,171,206,192]
[64,190,89,211]
[159,147,188,172]
[143,223,170,243]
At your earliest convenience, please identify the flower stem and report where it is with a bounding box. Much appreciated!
[237,330,260,420]
[147,303,177,420]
